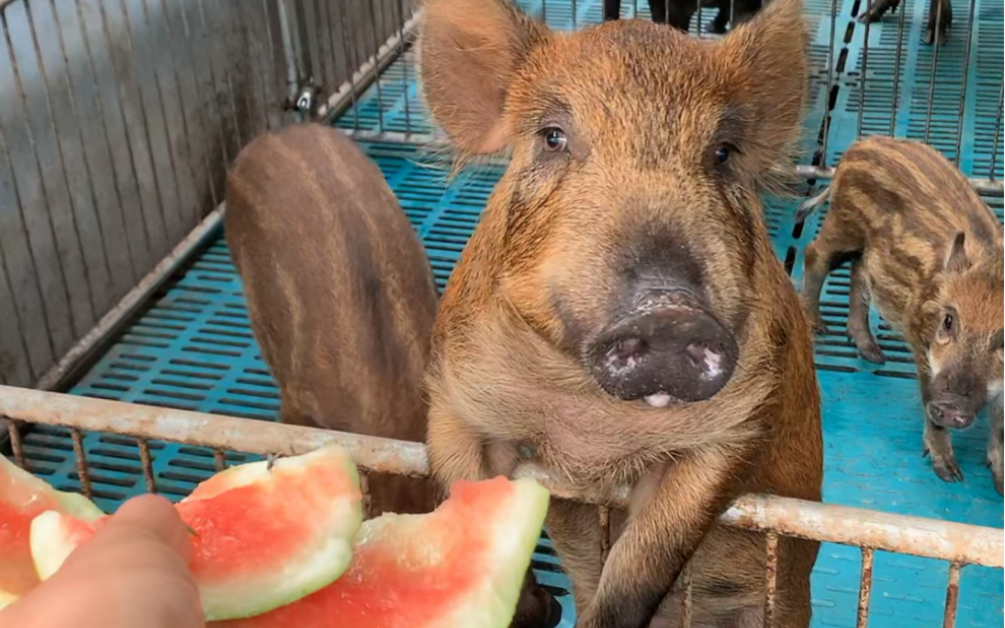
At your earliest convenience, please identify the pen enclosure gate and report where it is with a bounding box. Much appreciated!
[0,0,1002,627]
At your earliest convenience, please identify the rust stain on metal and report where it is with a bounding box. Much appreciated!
[213,449,227,472]
[764,532,779,628]
[138,439,156,493]
[360,472,373,519]
[598,505,611,565]
[680,562,693,628]
[6,418,25,468]
[856,547,874,628]
[942,562,961,628]
[70,428,92,500]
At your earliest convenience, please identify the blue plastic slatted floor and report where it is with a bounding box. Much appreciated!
[12,0,1005,626]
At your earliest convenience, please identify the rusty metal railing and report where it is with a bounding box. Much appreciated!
[1,385,1001,628]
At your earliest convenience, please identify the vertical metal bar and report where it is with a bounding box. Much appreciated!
[314,0,336,97]
[366,0,387,132]
[0,240,36,383]
[541,0,547,25]
[199,0,243,148]
[277,0,304,104]
[888,0,908,136]
[990,86,1003,179]
[137,0,201,229]
[6,419,26,468]
[96,0,166,252]
[820,0,839,166]
[260,0,281,129]
[0,72,57,366]
[45,0,118,292]
[239,2,272,134]
[117,0,185,238]
[923,0,945,145]
[696,0,702,37]
[338,0,362,132]
[157,0,219,209]
[360,472,372,518]
[177,0,230,180]
[679,563,693,628]
[951,0,977,166]
[72,0,147,278]
[138,438,156,493]
[942,562,961,628]
[25,0,106,320]
[856,548,875,628]
[213,449,227,471]
[763,532,779,628]
[598,505,611,564]
[572,0,578,28]
[1,12,82,339]
[71,428,92,499]
[395,0,412,134]
[857,0,872,139]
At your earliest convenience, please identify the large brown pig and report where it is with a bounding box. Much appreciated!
[800,135,1004,494]
[224,124,439,518]
[418,0,824,626]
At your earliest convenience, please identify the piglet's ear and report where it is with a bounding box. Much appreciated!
[716,0,809,187]
[418,0,549,155]
[944,232,970,273]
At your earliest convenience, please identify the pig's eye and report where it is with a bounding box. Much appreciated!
[541,127,568,153]
[942,314,954,332]
[714,143,734,164]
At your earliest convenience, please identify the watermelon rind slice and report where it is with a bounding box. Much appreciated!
[183,446,364,620]
[433,477,550,628]
[30,444,364,622]
[1,455,104,521]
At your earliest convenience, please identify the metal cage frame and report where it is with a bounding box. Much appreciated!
[1,385,1002,628]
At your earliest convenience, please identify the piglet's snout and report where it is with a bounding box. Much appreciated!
[926,402,975,430]
[586,301,738,405]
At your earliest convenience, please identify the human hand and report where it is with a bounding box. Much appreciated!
[0,493,204,628]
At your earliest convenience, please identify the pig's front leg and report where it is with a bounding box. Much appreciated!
[988,397,1003,496]
[575,444,753,628]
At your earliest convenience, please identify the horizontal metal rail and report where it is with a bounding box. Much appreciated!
[1,385,1001,569]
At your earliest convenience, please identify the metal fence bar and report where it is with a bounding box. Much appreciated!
[1,386,1002,569]
[856,547,874,628]
[952,0,977,167]
[857,0,871,141]
[888,0,908,137]
[991,87,1003,180]
[942,562,961,628]
[763,531,779,628]
[922,1,945,146]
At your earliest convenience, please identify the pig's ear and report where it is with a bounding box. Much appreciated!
[717,0,809,184]
[418,0,549,155]
[944,232,970,273]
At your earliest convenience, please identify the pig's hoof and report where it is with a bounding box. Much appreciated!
[924,25,948,45]
[855,340,887,364]
[931,455,964,483]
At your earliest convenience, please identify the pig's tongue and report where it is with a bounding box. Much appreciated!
[644,393,672,408]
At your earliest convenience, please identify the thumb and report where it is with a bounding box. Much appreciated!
[103,494,192,560]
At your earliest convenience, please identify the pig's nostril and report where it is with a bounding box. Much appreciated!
[685,342,725,380]
[605,337,648,369]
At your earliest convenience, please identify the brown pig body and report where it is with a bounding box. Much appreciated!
[224,123,439,517]
[801,135,1005,494]
[418,0,824,627]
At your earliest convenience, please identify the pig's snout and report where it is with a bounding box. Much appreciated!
[926,401,975,430]
[586,297,738,405]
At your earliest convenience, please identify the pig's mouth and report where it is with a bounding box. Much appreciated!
[583,296,739,405]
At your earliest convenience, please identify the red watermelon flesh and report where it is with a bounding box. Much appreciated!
[31,444,364,621]
[212,476,551,628]
[0,454,103,608]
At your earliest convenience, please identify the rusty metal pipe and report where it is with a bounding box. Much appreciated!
[1,386,1002,569]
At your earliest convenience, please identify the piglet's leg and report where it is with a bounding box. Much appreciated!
[846,259,886,364]
[988,399,1003,496]
[575,443,753,628]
